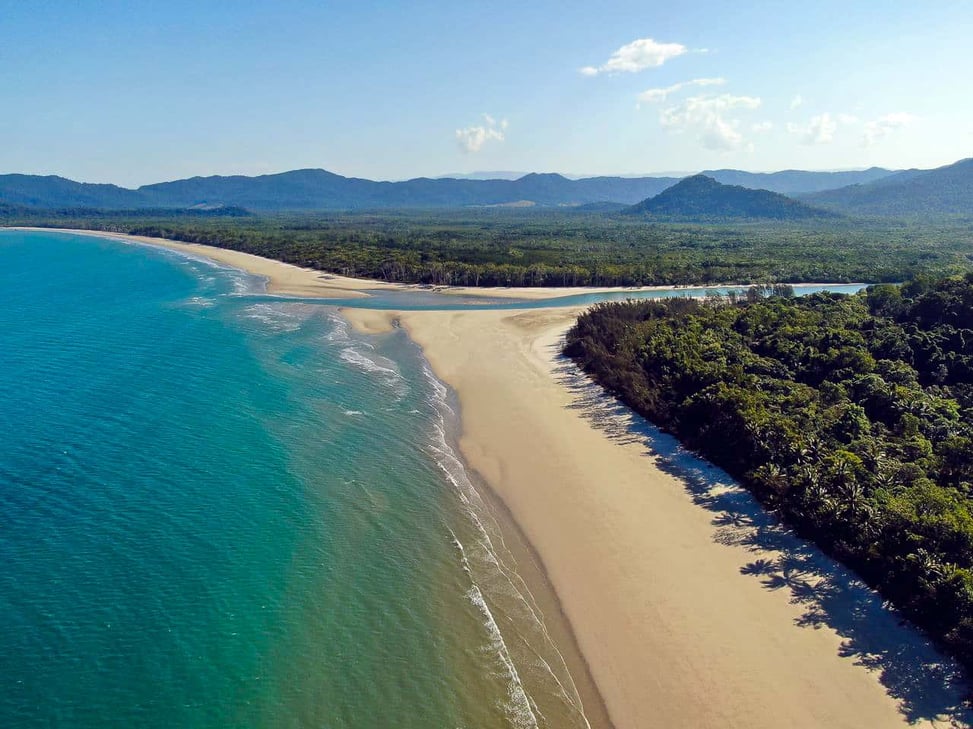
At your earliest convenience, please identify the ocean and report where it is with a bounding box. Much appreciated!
[0,230,592,729]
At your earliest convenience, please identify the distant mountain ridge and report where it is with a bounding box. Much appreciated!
[702,167,894,194]
[0,165,907,212]
[1,170,682,211]
[623,175,836,221]
[0,174,149,208]
[801,157,973,216]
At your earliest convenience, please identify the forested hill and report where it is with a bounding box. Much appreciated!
[565,276,973,672]
[623,175,836,221]
[803,157,973,217]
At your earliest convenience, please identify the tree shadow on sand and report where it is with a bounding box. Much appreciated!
[550,343,973,726]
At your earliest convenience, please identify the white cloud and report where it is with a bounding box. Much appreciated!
[581,37,687,75]
[807,113,837,144]
[862,112,915,147]
[637,77,725,103]
[751,121,774,133]
[659,94,762,151]
[455,115,508,153]
[787,112,839,144]
[789,94,804,110]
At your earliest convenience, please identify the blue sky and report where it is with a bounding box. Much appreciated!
[2,0,971,185]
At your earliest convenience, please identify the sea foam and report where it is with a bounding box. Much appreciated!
[421,360,591,729]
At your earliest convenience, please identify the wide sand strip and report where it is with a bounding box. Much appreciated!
[345,306,971,729]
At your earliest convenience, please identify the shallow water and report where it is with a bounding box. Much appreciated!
[0,230,592,729]
[234,283,866,311]
[0,230,870,728]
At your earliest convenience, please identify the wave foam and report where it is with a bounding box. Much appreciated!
[242,303,304,332]
[467,582,541,729]
[424,362,591,729]
[182,296,214,309]
[337,346,408,398]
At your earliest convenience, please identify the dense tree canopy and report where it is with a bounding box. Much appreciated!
[565,276,973,671]
[623,174,835,221]
[7,209,973,287]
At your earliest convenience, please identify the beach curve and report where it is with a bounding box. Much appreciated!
[23,228,971,728]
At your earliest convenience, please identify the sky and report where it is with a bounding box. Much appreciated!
[1,0,971,186]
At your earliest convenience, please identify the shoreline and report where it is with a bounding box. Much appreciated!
[377,306,972,729]
[15,226,967,727]
[428,358,616,729]
[3,227,865,301]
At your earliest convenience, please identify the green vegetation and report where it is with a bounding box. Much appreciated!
[6,209,973,286]
[701,166,894,195]
[623,174,835,221]
[805,158,973,217]
[564,276,973,671]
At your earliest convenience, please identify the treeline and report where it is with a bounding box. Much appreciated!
[7,206,252,219]
[6,209,973,286]
[565,276,973,671]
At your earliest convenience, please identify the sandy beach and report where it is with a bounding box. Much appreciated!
[22,228,970,727]
[344,305,972,729]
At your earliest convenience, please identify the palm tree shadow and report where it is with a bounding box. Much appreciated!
[550,341,972,725]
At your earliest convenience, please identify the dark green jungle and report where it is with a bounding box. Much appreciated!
[565,276,973,672]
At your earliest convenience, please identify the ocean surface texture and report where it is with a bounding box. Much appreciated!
[0,231,589,729]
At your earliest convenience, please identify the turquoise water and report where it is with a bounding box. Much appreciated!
[241,283,867,311]
[0,231,591,729]
[0,230,867,728]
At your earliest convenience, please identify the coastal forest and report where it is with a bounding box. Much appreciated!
[6,209,973,287]
[564,276,973,672]
[5,157,973,287]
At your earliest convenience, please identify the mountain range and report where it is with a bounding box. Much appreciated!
[0,167,895,212]
[801,157,973,216]
[0,158,970,217]
[700,167,894,195]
